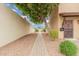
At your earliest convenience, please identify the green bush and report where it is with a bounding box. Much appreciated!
[35,29,39,32]
[49,29,58,41]
[59,40,77,56]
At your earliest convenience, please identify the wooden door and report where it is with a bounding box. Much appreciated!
[63,19,73,38]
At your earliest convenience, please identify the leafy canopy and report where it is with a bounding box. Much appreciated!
[15,3,58,24]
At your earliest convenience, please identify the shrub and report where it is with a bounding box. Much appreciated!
[59,40,77,56]
[35,29,39,32]
[49,29,58,41]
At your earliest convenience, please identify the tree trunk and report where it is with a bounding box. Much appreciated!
[43,19,50,31]
[43,19,53,40]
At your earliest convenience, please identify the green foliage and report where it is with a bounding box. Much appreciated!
[15,3,58,24]
[41,27,47,32]
[49,29,58,40]
[35,28,39,32]
[59,40,77,56]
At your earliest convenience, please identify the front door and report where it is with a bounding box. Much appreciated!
[63,18,73,38]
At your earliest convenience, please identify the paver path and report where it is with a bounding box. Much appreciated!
[0,33,78,56]
[0,33,37,56]
[30,32,49,56]
[0,33,64,56]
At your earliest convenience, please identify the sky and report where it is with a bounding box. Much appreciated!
[5,3,45,29]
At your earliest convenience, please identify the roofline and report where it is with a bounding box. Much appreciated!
[59,12,79,17]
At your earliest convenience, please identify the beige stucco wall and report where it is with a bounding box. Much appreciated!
[59,3,79,13]
[58,3,79,39]
[73,17,79,39]
[59,16,79,39]
[0,4,30,47]
[58,15,64,39]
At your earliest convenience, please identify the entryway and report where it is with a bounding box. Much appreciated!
[63,17,73,38]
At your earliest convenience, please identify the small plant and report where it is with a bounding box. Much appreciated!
[49,29,58,41]
[35,29,39,32]
[59,40,77,56]
[42,27,47,32]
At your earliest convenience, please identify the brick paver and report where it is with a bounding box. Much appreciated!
[0,33,37,56]
[30,32,49,56]
[0,33,78,56]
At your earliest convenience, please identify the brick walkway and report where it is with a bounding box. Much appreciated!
[0,33,37,56]
[0,33,78,56]
[30,32,48,56]
[43,33,63,56]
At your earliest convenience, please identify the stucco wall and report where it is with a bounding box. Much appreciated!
[59,16,79,39]
[59,3,79,39]
[58,16,64,39]
[0,4,30,47]
[73,17,79,39]
[59,3,79,13]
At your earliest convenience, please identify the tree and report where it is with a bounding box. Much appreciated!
[15,3,59,31]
